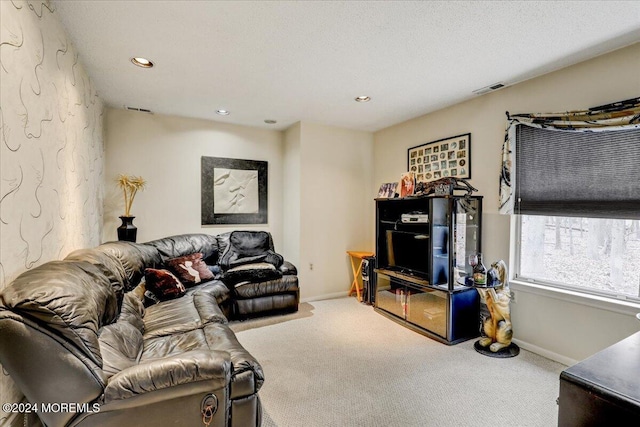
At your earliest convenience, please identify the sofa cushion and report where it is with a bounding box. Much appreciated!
[143,285,228,339]
[184,280,230,303]
[141,323,264,398]
[144,234,219,265]
[236,293,299,318]
[104,349,231,402]
[218,231,283,270]
[65,248,128,309]
[279,260,298,276]
[144,269,186,301]
[233,274,299,299]
[223,262,282,285]
[99,320,143,378]
[185,280,232,319]
[202,323,264,396]
[0,260,118,366]
[216,232,232,258]
[142,328,208,359]
[166,253,214,286]
[94,242,163,291]
[120,291,145,333]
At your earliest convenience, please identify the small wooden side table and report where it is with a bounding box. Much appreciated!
[347,251,374,302]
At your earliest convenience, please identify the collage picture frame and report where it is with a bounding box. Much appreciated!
[407,133,471,184]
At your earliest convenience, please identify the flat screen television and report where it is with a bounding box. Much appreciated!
[385,230,430,278]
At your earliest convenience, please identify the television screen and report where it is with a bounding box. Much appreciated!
[386,230,430,278]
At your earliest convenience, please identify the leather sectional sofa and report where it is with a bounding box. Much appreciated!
[0,231,299,427]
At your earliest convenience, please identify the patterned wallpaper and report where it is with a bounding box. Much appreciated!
[0,0,104,417]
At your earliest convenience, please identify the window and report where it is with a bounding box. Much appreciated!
[517,214,640,301]
[513,125,640,218]
[501,98,640,301]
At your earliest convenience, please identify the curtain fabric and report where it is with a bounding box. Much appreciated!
[499,98,640,216]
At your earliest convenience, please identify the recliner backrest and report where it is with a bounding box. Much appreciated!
[90,241,163,291]
[144,233,220,264]
[218,231,283,270]
[65,247,128,309]
[0,260,118,366]
[98,292,145,379]
[0,260,115,427]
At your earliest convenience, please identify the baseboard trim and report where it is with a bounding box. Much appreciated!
[301,291,349,303]
[512,338,577,367]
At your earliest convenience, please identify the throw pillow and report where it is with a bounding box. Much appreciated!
[223,262,282,286]
[166,253,214,286]
[144,268,186,301]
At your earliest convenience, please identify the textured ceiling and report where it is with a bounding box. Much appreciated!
[52,1,640,132]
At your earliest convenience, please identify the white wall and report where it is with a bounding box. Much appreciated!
[283,123,301,267]
[0,1,104,421]
[104,109,284,246]
[297,122,375,301]
[374,42,640,363]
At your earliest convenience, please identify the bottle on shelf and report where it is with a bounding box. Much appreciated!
[472,253,487,286]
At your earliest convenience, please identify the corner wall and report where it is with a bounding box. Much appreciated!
[104,109,284,246]
[373,42,640,363]
[106,113,376,302]
[297,122,375,301]
[0,1,104,421]
[283,123,301,267]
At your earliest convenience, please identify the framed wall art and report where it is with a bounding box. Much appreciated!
[407,133,471,183]
[201,156,268,225]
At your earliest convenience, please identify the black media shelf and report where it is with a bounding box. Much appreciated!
[374,195,483,345]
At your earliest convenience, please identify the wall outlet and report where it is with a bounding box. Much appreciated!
[510,290,516,303]
[309,263,313,271]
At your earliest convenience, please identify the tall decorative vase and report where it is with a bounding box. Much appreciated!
[117,216,137,242]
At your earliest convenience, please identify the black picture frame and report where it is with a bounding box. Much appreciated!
[201,156,268,225]
[407,133,471,183]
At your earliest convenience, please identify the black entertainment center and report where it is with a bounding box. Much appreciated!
[374,195,482,344]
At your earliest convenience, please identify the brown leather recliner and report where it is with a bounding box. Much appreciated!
[0,232,298,427]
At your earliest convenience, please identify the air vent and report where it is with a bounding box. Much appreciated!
[124,106,153,114]
[472,82,506,96]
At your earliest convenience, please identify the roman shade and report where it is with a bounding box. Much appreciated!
[499,97,640,218]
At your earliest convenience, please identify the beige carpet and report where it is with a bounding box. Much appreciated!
[230,297,566,427]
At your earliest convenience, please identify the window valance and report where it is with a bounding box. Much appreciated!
[499,97,640,218]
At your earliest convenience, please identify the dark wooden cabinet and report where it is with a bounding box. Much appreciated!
[374,195,482,344]
[558,331,640,426]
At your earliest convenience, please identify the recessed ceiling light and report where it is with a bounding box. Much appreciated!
[216,109,230,116]
[355,96,371,102]
[131,57,154,68]
[264,119,277,124]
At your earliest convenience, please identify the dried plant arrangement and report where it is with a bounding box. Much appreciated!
[117,174,146,217]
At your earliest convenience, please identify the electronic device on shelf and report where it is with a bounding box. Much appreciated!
[385,230,431,279]
[400,212,429,223]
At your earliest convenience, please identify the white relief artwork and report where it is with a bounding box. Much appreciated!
[213,168,259,214]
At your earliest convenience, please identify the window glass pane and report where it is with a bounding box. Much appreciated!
[519,215,640,300]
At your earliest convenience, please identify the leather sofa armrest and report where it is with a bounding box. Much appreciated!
[279,261,297,276]
[104,350,231,402]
